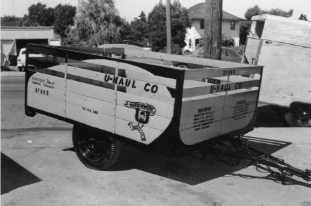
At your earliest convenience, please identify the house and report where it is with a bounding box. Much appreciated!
[184,3,244,52]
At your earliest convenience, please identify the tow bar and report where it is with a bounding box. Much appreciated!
[192,136,311,185]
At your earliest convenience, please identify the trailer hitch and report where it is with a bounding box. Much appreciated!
[193,136,311,185]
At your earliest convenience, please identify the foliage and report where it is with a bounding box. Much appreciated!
[222,34,235,47]
[268,8,293,18]
[197,34,235,48]
[244,5,293,21]
[147,2,166,51]
[147,0,191,52]
[119,18,132,41]
[129,11,148,44]
[230,45,245,55]
[299,14,308,21]
[239,21,251,45]
[244,5,263,21]
[3,15,17,22]
[54,4,76,38]
[66,0,122,47]
[158,44,183,55]
[26,3,55,26]
[240,5,293,45]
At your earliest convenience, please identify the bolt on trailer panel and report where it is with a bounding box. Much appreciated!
[25,44,263,152]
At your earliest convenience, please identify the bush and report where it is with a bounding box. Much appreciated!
[230,45,245,55]
[222,34,235,47]
[158,44,183,55]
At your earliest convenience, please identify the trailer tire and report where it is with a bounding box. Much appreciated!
[285,103,311,127]
[72,125,121,170]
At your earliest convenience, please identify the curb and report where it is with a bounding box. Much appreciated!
[1,72,25,77]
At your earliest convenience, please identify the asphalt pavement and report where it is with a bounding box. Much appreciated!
[1,74,311,206]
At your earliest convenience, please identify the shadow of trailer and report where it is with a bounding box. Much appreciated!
[24,43,263,170]
[243,14,311,127]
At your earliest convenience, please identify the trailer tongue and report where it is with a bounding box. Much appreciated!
[24,44,310,184]
[192,136,311,185]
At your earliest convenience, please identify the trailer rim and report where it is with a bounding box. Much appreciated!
[287,103,311,127]
[72,125,121,170]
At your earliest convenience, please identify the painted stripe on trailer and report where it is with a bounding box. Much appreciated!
[68,62,116,75]
[65,103,115,133]
[182,79,260,98]
[118,62,176,87]
[27,92,65,117]
[184,67,262,80]
[118,87,175,105]
[115,118,163,145]
[66,92,116,116]
[66,80,116,103]
[67,66,174,97]
[116,92,174,119]
[115,105,172,131]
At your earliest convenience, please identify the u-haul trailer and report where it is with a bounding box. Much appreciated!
[25,44,263,170]
[244,14,311,127]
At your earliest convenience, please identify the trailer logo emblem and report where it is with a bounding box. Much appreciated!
[125,101,156,141]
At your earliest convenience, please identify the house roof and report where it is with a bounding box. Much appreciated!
[188,3,245,21]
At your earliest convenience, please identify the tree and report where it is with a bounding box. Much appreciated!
[240,5,293,45]
[299,14,308,21]
[54,4,76,38]
[148,0,191,53]
[268,8,293,18]
[239,21,251,45]
[119,18,132,41]
[244,5,263,21]
[26,3,55,26]
[129,11,148,44]
[67,0,122,47]
[3,15,17,22]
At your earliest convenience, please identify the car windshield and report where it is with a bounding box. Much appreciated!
[193,48,203,56]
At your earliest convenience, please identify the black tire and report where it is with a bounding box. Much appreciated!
[18,67,24,72]
[72,125,121,170]
[285,103,311,127]
[176,63,189,68]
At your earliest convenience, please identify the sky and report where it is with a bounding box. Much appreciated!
[1,0,311,21]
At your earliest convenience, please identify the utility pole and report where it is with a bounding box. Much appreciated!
[166,0,172,54]
[203,0,222,60]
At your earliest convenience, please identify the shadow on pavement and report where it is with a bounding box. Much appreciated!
[255,105,289,127]
[62,105,300,186]
[63,136,293,186]
[1,152,41,194]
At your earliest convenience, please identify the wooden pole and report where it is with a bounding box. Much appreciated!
[203,0,222,60]
[166,0,172,54]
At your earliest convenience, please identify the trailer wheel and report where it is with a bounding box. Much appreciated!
[285,103,311,127]
[72,125,121,170]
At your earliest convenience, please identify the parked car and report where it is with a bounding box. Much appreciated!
[172,47,242,68]
[17,48,43,72]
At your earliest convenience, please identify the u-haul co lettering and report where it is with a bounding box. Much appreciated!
[210,82,243,93]
[103,74,159,94]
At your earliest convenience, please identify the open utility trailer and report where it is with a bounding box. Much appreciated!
[24,44,311,183]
